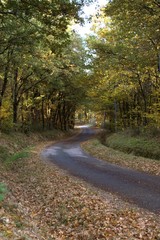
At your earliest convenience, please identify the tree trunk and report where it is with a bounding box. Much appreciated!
[114,99,118,131]
[137,73,148,126]
[41,98,45,130]
[0,51,11,127]
[12,68,19,124]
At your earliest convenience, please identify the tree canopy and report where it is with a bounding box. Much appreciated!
[0,0,93,131]
[86,0,160,130]
[0,0,160,132]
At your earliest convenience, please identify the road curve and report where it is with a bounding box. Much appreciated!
[41,126,160,214]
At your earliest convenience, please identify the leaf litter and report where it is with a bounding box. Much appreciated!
[0,142,160,240]
[81,139,160,176]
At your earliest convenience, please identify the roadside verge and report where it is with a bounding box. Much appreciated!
[81,138,160,176]
[0,131,160,239]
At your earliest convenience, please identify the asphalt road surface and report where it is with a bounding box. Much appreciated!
[41,126,160,214]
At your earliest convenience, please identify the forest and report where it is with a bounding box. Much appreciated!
[0,1,160,239]
[0,0,160,133]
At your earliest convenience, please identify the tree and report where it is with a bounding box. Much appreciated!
[87,0,160,129]
[0,0,94,131]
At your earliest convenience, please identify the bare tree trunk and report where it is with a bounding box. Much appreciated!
[41,97,45,130]
[137,73,148,126]
[12,68,19,124]
[0,51,11,127]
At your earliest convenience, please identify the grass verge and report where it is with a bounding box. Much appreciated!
[105,133,160,160]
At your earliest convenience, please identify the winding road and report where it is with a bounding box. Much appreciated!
[41,126,160,214]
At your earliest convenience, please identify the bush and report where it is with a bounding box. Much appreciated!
[102,121,115,132]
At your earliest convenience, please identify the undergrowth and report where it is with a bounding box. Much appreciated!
[0,146,10,162]
[0,129,70,168]
[5,150,30,167]
[0,182,7,202]
[103,132,160,160]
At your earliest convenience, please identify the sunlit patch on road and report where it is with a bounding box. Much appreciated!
[64,146,88,158]
[41,146,61,157]
[75,124,92,128]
